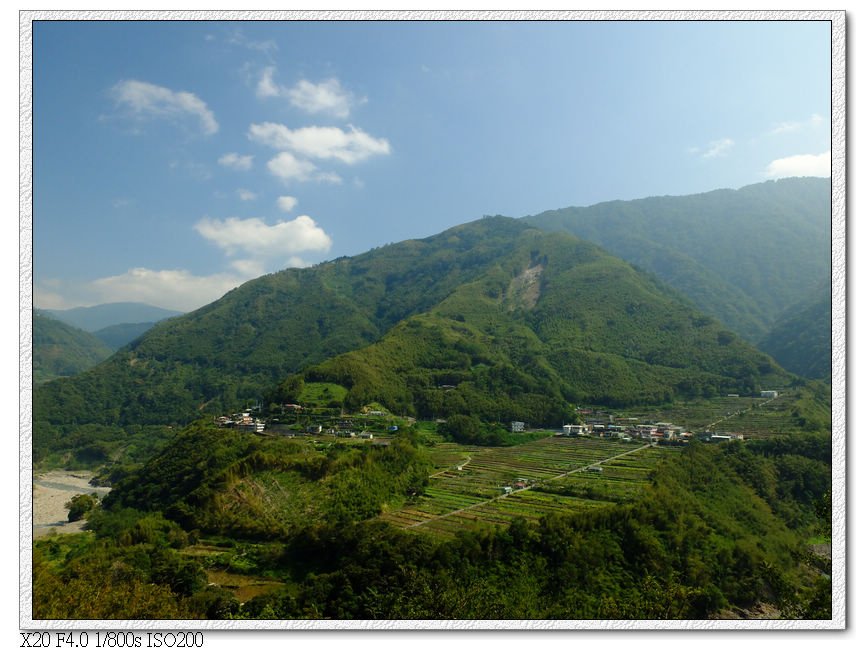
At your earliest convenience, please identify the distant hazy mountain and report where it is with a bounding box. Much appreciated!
[44,302,184,332]
[92,322,162,350]
[33,311,112,384]
[524,177,830,343]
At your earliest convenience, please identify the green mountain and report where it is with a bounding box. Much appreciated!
[33,311,112,384]
[524,177,830,343]
[760,282,832,381]
[44,302,183,332]
[34,217,791,463]
[301,226,788,425]
[92,321,162,350]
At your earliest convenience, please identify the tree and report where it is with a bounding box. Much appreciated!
[65,493,98,522]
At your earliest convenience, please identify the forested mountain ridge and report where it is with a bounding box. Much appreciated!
[300,228,789,425]
[524,177,830,343]
[35,217,793,464]
[759,281,832,381]
[33,311,112,384]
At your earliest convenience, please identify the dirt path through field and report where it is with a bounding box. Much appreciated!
[407,443,651,529]
[32,471,111,538]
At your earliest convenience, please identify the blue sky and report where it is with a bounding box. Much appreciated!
[32,18,831,312]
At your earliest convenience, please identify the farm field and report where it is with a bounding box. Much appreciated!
[380,436,675,537]
[614,392,805,438]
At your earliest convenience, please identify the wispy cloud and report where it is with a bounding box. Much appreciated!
[237,189,257,201]
[218,153,253,171]
[256,66,280,99]
[769,113,823,135]
[254,69,362,119]
[227,29,278,55]
[701,138,734,159]
[249,123,390,164]
[110,79,218,135]
[287,78,362,119]
[764,150,830,178]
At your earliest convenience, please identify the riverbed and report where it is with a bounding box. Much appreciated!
[32,470,111,538]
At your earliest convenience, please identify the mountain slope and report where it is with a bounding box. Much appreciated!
[760,282,831,381]
[34,216,795,463]
[33,312,112,384]
[301,228,788,424]
[524,177,830,343]
[33,219,552,436]
[92,321,162,350]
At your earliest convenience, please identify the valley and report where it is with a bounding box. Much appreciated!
[30,179,834,621]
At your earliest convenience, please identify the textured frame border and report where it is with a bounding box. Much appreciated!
[18,8,847,632]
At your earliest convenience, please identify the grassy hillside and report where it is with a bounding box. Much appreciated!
[525,177,830,343]
[33,311,112,384]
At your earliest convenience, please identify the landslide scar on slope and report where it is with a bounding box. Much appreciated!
[507,263,544,310]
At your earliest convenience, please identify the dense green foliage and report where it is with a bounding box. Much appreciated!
[65,493,98,522]
[34,430,831,620]
[760,282,831,381]
[33,312,112,384]
[35,188,820,466]
[103,422,433,538]
[301,227,790,424]
[525,177,830,343]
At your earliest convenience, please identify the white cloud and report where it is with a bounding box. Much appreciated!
[90,268,249,312]
[769,113,824,135]
[266,151,320,182]
[195,215,332,259]
[110,79,218,135]
[764,150,830,178]
[249,123,390,164]
[277,196,298,213]
[256,67,280,99]
[237,189,257,201]
[265,152,342,184]
[701,138,734,159]
[254,72,361,119]
[287,78,360,119]
[230,258,266,277]
[218,153,253,170]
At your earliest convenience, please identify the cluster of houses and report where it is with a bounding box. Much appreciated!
[555,417,744,445]
[216,412,266,433]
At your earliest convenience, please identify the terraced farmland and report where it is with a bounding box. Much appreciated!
[380,436,675,537]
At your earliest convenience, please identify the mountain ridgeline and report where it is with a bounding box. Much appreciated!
[34,215,794,463]
[524,177,830,345]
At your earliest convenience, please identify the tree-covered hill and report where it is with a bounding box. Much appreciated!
[524,177,830,344]
[33,311,112,384]
[33,215,800,464]
[299,228,790,425]
[760,281,832,382]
